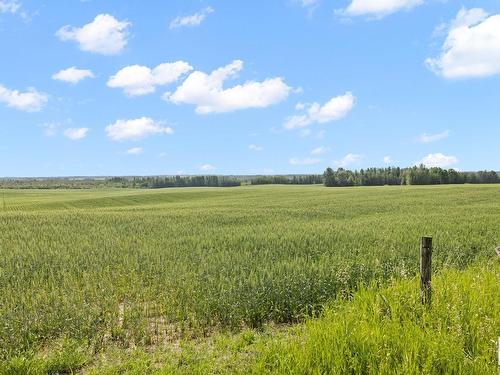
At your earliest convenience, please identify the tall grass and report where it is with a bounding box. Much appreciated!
[5,261,494,374]
[253,262,499,374]
[0,184,498,365]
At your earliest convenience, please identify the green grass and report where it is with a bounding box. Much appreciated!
[252,262,499,374]
[4,262,496,374]
[0,184,499,373]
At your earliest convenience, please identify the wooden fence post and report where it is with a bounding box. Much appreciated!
[497,337,500,366]
[420,237,432,306]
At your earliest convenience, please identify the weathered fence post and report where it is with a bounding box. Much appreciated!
[497,337,500,366]
[420,237,432,306]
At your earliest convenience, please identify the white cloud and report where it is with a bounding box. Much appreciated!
[165,60,291,114]
[448,7,488,29]
[418,130,450,143]
[418,153,458,167]
[341,0,423,18]
[426,8,500,79]
[311,146,330,156]
[106,117,173,141]
[294,0,319,15]
[249,144,263,151]
[0,0,20,13]
[52,67,94,84]
[170,7,214,29]
[297,0,318,7]
[40,123,60,137]
[289,157,322,166]
[56,14,130,55]
[126,147,143,155]
[333,153,363,168]
[0,84,48,112]
[383,156,392,164]
[107,61,192,96]
[284,92,355,130]
[64,127,89,140]
[200,163,215,171]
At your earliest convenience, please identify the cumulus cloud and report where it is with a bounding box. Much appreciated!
[40,123,88,139]
[165,60,291,114]
[426,8,500,79]
[40,123,60,137]
[311,146,330,156]
[249,144,263,151]
[294,0,319,16]
[0,84,48,112]
[333,153,363,168]
[64,127,89,140]
[200,163,215,171]
[126,147,143,155]
[106,117,173,141]
[418,153,458,167]
[383,156,392,164]
[56,14,130,55]
[297,0,318,7]
[340,0,423,18]
[289,157,322,166]
[170,7,214,29]
[52,67,94,84]
[418,130,449,143]
[107,61,192,96]
[284,92,355,130]
[0,0,20,13]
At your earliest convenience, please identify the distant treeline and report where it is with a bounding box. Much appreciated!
[0,178,113,189]
[323,166,499,187]
[0,175,241,189]
[0,166,498,189]
[250,175,323,185]
[124,176,241,188]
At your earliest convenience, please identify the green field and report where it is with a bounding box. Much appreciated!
[1,185,499,373]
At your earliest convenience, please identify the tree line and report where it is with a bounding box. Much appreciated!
[0,167,498,189]
[126,175,241,188]
[0,175,241,189]
[250,175,323,185]
[323,165,499,187]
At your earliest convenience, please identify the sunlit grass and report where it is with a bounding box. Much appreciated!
[0,184,498,373]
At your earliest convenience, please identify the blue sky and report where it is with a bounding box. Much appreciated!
[0,0,499,177]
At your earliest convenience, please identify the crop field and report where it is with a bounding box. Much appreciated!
[0,184,499,373]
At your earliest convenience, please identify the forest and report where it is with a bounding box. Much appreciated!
[0,165,497,189]
[322,165,499,187]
